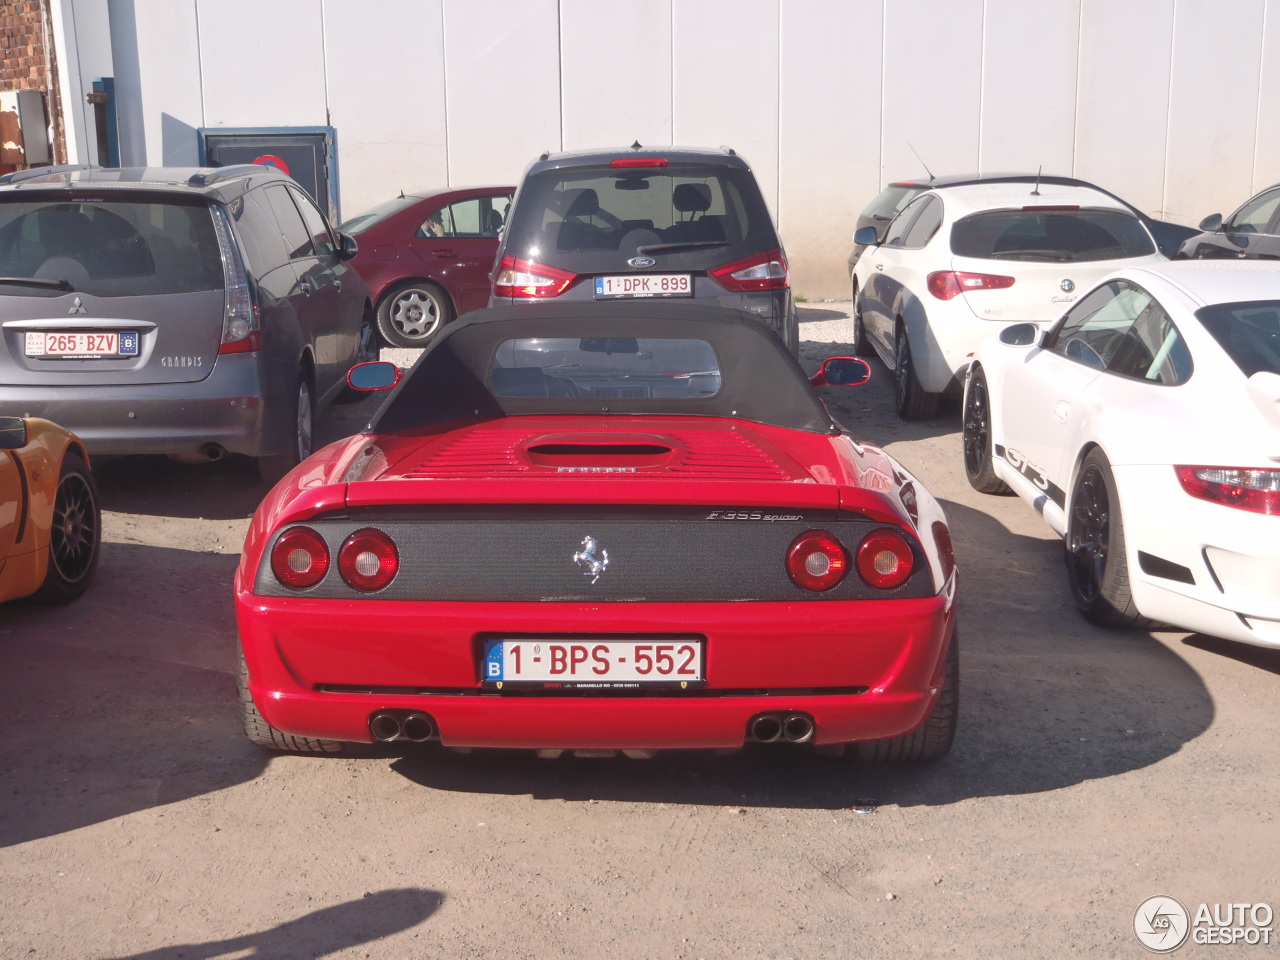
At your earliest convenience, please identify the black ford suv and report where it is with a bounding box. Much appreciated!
[490,146,798,353]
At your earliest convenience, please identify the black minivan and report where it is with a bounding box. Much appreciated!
[490,146,798,353]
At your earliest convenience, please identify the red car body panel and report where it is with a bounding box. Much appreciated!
[344,186,514,317]
[235,412,958,750]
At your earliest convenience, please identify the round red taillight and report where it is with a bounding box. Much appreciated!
[856,529,915,589]
[270,527,330,589]
[786,530,849,591]
[338,528,399,591]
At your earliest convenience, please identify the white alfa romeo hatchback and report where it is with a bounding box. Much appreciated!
[962,261,1280,649]
[852,179,1168,419]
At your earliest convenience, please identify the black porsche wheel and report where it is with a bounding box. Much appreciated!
[850,282,870,356]
[894,327,940,421]
[1064,451,1153,628]
[854,626,958,763]
[237,642,342,754]
[29,451,100,604]
[962,368,1009,494]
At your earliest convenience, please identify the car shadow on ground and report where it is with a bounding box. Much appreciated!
[1181,634,1280,675]
[386,499,1214,810]
[0,543,264,849]
[796,304,849,323]
[90,394,382,521]
[97,888,442,960]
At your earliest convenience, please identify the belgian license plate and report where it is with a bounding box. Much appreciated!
[594,274,691,298]
[25,331,139,357]
[482,638,704,689]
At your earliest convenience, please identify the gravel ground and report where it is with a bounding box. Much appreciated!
[1,302,1276,959]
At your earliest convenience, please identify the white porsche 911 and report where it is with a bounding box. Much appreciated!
[962,261,1280,648]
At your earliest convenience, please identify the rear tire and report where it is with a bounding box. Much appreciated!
[377,281,452,349]
[337,309,379,403]
[850,283,870,357]
[28,451,100,604]
[1065,450,1155,628]
[854,626,958,763]
[237,641,342,754]
[257,372,314,486]
[962,368,1010,494]
[894,326,940,420]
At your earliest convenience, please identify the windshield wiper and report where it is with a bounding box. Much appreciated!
[634,240,731,255]
[0,276,74,291]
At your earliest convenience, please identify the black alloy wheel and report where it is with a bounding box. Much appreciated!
[30,452,100,603]
[961,368,1009,494]
[850,282,869,356]
[1064,450,1152,628]
[893,327,940,420]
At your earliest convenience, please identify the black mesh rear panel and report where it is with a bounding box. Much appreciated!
[254,515,934,601]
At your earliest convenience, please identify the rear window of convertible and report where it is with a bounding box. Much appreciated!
[950,209,1155,262]
[489,337,722,399]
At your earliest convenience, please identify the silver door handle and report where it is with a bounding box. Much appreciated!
[875,263,884,271]
[1053,401,1070,423]
[334,279,342,292]
[299,279,312,295]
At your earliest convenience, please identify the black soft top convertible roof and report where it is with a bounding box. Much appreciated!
[369,303,838,435]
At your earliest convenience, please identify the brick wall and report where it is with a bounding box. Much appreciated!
[0,0,64,170]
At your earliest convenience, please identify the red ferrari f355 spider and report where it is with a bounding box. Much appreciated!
[234,303,958,761]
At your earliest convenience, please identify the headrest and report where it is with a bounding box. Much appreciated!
[672,183,712,213]
[562,188,600,218]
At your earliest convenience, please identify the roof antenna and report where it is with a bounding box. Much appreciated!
[631,140,642,151]
[907,143,935,183]
[1031,166,1042,196]
[398,188,405,199]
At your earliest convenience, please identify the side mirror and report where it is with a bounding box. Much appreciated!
[346,361,401,391]
[0,416,28,450]
[811,356,871,388]
[998,322,1040,347]
[338,232,359,261]
[853,225,880,247]
[1198,213,1223,232]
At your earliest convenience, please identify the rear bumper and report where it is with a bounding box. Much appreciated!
[0,354,287,457]
[235,591,957,749]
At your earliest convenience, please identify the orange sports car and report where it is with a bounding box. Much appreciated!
[0,417,99,604]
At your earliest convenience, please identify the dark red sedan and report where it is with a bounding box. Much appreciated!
[339,186,514,348]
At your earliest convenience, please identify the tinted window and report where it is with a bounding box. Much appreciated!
[1229,190,1280,234]
[1197,301,1280,376]
[951,209,1155,262]
[502,164,775,270]
[883,195,928,247]
[338,195,420,234]
[231,191,289,275]
[263,185,314,260]
[289,187,336,258]
[0,195,222,297]
[860,184,923,221]
[1050,281,1150,369]
[490,337,721,400]
[903,196,943,248]
[1106,300,1192,384]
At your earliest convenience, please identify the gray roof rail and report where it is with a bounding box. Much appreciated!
[0,163,101,186]
[187,164,272,188]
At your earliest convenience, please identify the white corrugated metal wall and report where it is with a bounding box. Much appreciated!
[63,0,1280,298]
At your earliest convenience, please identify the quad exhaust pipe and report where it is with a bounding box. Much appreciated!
[748,712,814,744]
[369,710,437,743]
